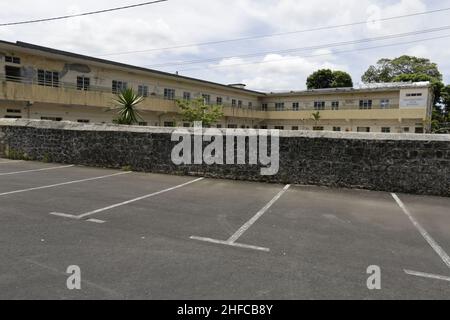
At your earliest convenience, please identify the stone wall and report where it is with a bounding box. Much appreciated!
[0,119,449,196]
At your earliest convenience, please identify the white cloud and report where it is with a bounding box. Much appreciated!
[1,0,450,90]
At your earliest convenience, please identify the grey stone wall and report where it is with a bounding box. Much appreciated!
[0,119,449,196]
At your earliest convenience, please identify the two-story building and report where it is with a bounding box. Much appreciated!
[0,40,434,133]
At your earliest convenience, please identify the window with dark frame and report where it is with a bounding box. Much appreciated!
[76,76,90,91]
[138,85,149,97]
[5,56,21,64]
[183,92,191,101]
[37,70,59,87]
[164,88,175,100]
[331,101,340,110]
[293,102,299,111]
[314,101,326,110]
[359,100,373,109]
[112,80,127,94]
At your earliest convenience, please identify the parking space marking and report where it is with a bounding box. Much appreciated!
[50,177,205,221]
[0,165,74,176]
[392,193,450,269]
[191,184,291,252]
[87,219,106,224]
[0,171,131,197]
[404,270,450,283]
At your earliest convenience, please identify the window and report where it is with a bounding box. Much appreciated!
[292,126,299,130]
[359,100,373,109]
[6,109,21,113]
[406,93,423,97]
[112,80,127,94]
[357,127,371,133]
[261,103,268,111]
[403,127,410,133]
[228,124,238,129]
[333,127,341,132]
[41,117,62,121]
[77,76,90,91]
[183,92,191,101]
[231,99,237,107]
[238,100,243,108]
[164,88,176,100]
[381,127,391,133]
[415,127,424,134]
[248,102,253,108]
[314,101,325,110]
[138,122,148,126]
[216,124,222,128]
[275,103,285,111]
[274,126,285,130]
[138,85,149,97]
[164,122,175,127]
[4,115,22,119]
[183,123,191,128]
[77,119,90,123]
[331,101,340,110]
[37,70,59,87]
[5,66,21,82]
[202,94,211,104]
[380,99,390,109]
[260,125,268,129]
[216,97,223,105]
[5,56,21,64]
[313,126,324,131]
[292,102,299,111]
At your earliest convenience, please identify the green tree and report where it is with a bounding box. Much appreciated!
[331,71,354,88]
[362,55,448,132]
[362,55,442,83]
[306,69,353,89]
[311,111,321,125]
[176,98,224,127]
[111,88,144,125]
[441,85,450,121]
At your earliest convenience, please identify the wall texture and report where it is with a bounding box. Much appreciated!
[0,119,449,197]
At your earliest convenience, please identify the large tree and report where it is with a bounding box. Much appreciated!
[306,69,353,89]
[361,55,442,83]
[362,55,447,132]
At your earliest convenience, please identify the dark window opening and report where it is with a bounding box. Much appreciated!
[5,66,21,82]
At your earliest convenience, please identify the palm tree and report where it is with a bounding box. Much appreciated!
[311,111,321,126]
[112,88,144,125]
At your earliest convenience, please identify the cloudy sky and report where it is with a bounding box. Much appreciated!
[1,0,450,91]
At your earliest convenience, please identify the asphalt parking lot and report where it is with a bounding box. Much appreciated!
[0,158,449,300]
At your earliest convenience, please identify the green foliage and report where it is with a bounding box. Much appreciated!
[112,88,144,125]
[361,55,443,83]
[311,112,321,123]
[176,98,224,127]
[306,69,353,89]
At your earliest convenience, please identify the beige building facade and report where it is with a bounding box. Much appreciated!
[0,40,434,134]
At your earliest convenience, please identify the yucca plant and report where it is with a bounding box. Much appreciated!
[112,88,144,125]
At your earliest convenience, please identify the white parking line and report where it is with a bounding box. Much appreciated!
[50,177,205,220]
[191,184,291,252]
[0,171,131,197]
[392,193,450,269]
[0,165,74,176]
[404,270,450,283]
